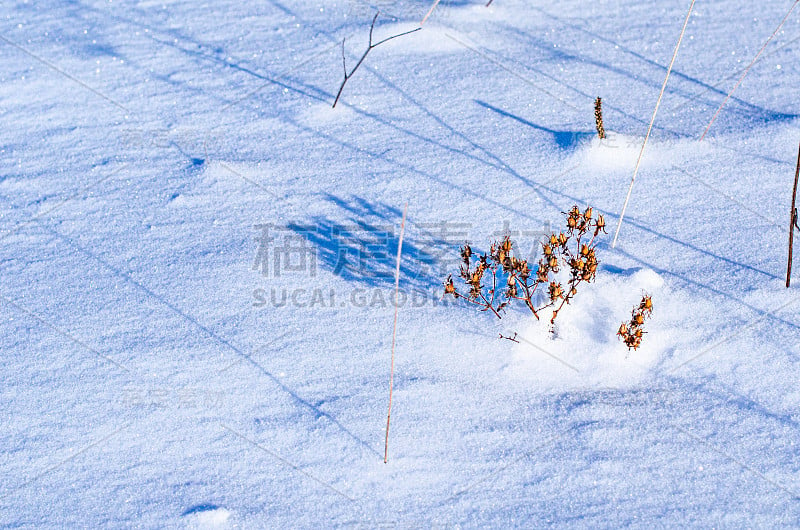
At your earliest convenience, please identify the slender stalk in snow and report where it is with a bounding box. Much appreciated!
[700,0,800,141]
[385,203,408,463]
[612,0,696,248]
[421,0,442,26]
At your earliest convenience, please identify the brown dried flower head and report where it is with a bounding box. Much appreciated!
[617,295,653,350]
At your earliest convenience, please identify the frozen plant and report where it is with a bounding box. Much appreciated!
[444,206,606,325]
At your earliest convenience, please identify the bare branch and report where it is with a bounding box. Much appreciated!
[787,141,800,287]
[340,38,347,77]
[332,12,421,108]
[368,12,379,47]
[371,27,422,49]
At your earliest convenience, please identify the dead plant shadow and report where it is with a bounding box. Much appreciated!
[285,195,463,293]
[475,100,595,150]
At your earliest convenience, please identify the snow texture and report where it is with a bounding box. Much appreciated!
[2,0,800,527]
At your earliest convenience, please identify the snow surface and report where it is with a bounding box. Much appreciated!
[2,0,800,527]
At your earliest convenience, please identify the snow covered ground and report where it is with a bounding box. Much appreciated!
[2,0,800,526]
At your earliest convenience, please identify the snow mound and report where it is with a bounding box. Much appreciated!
[583,132,642,170]
[182,505,231,529]
[506,267,678,392]
[581,132,713,172]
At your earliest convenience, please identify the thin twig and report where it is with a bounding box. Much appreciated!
[421,0,442,26]
[700,0,800,141]
[788,142,800,287]
[333,13,421,108]
[385,203,408,464]
[499,332,519,343]
[612,0,696,248]
[479,291,503,319]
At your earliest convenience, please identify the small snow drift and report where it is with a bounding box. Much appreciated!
[583,132,643,171]
[507,267,675,392]
[182,505,231,529]
[581,132,713,173]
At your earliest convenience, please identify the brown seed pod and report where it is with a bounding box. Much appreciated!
[444,276,456,295]
[549,282,563,300]
[641,296,653,312]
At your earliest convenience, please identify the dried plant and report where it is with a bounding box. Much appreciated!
[444,206,606,325]
[617,295,653,350]
[787,140,799,287]
[594,97,606,139]
[333,13,421,108]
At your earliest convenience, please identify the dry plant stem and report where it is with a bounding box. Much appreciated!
[788,142,800,287]
[499,332,519,343]
[451,289,504,318]
[550,231,598,319]
[594,97,606,139]
[421,0,442,25]
[700,0,800,141]
[384,203,407,464]
[481,292,503,319]
[333,13,421,108]
[612,0,696,248]
[509,277,541,318]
